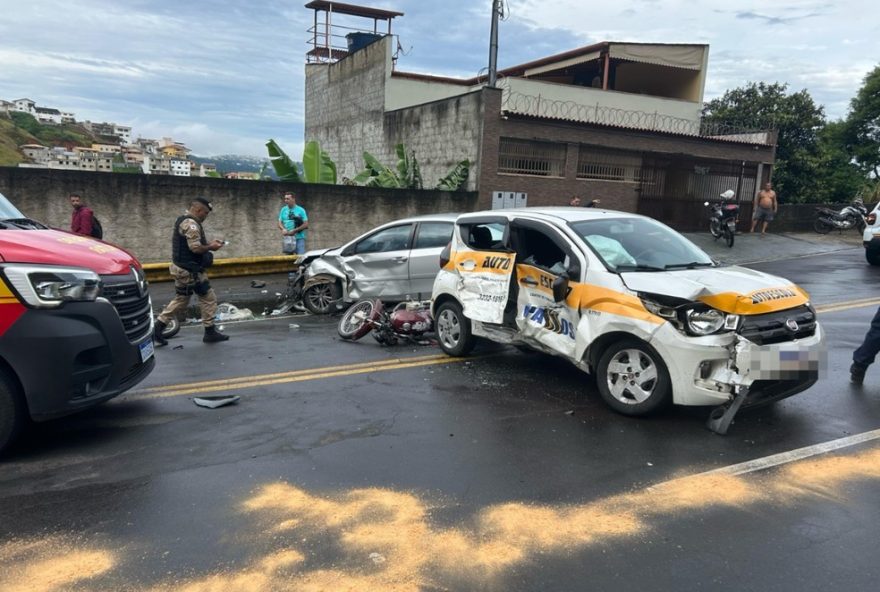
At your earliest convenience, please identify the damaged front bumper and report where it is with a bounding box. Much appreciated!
[652,323,826,434]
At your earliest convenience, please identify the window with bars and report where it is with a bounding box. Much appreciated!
[498,138,566,177]
[577,147,645,182]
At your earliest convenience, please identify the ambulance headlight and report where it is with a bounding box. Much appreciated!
[1,265,101,308]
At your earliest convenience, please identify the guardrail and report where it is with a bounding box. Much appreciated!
[143,255,300,283]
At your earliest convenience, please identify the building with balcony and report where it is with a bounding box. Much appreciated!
[12,98,36,115]
[35,107,62,125]
[303,3,776,227]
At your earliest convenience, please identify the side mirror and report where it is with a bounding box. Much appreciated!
[552,275,569,303]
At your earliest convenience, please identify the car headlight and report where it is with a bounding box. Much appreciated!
[641,294,738,336]
[1,265,101,308]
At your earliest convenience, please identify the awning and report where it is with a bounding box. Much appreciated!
[609,43,706,70]
[524,50,602,77]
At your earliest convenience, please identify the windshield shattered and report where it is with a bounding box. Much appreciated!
[570,217,714,272]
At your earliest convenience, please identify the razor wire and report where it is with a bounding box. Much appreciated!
[500,87,774,145]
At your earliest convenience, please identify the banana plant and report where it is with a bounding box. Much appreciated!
[436,159,471,191]
[266,139,337,184]
[353,144,423,189]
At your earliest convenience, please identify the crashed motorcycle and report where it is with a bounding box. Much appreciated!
[705,189,739,248]
[813,200,867,234]
[276,253,342,315]
[337,299,433,345]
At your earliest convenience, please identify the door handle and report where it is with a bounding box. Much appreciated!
[392,256,408,263]
[519,277,538,286]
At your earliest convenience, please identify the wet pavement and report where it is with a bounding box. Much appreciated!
[3,236,880,591]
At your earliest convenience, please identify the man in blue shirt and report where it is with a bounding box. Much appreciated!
[277,191,309,255]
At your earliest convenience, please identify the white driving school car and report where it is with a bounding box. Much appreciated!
[431,207,825,433]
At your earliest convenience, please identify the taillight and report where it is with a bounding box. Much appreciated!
[439,242,451,268]
[868,213,876,225]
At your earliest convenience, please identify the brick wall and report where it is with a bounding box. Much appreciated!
[0,167,479,263]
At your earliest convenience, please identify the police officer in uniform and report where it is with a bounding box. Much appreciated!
[154,197,229,345]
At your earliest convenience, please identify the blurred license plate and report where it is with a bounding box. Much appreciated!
[139,339,155,362]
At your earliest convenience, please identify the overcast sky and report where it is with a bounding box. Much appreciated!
[0,0,875,157]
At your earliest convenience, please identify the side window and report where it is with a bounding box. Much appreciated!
[516,226,568,275]
[462,223,506,250]
[414,222,453,249]
[354,224,413,254]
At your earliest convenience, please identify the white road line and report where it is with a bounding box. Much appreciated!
[700,428,880,477]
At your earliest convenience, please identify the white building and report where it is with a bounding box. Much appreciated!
[35,107,63,125]
[13,98,36,114]
[20,144,49,164]
[113,125,132,145]
[170,158,191,176]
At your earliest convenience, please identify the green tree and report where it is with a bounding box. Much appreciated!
[814,121,866,203]
[842,64,880,178]
[703,82,826,203]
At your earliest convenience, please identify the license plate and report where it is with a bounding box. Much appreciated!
[139,338,155,362]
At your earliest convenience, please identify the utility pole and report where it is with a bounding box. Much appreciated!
[488,0,501,87]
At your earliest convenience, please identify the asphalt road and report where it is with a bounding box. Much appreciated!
[2,246,880,591]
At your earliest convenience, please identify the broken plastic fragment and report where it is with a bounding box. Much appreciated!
[193,395,240,409]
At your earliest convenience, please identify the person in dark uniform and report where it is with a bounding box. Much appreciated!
[153,197,228,345]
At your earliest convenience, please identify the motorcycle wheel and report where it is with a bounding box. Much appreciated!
[709,219,722,239]
[337,299,379,341]
[725,227,735,248]
[813,219,833,234]
[303,281,341,315]
[160,316,180,339]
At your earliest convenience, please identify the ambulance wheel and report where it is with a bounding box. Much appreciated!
[436,301,475,357]
[0,370,25,455]
[596,339,671,416]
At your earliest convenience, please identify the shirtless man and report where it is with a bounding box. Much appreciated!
[751,182,777,235]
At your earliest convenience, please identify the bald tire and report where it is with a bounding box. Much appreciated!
[0,370,25,454]
[595,339,671,416]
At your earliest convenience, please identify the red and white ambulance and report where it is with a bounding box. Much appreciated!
[0,191,155,452]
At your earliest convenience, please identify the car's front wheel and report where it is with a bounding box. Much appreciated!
[595,339,671,416]
[303,282,341,315]
[435,301,475,357]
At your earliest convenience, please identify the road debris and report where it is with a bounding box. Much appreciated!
[193,395,240,409]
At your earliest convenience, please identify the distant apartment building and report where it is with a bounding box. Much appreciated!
[35,107,62,125]
[91,143,120,155]
[113,125,132,144]
[0,100,12,114]
[20,144,49,164]
[74,147,99,171]
[142,155,171,175]
[82,121,116,137]
[159,137,190,159]
[135,137,159,155]
[196,163,218,177]
[61,111,75,124]
[224,171,259,180]
[13,98,36,115]
[47,149,81,171]
[122,147,145,165]
[170,158,191,176]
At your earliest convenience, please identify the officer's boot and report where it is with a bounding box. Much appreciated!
[203,325,229,343]
[154,320,168,347]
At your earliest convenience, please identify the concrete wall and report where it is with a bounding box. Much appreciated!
[0,167,479,263]
[306,36,483,192]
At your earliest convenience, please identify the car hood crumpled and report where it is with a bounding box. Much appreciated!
[621,265,810,315]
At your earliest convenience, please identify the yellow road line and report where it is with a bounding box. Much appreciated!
[815,297,880,314]
[128,354,467,400]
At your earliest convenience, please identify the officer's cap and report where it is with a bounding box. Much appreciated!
[193,197,213,211]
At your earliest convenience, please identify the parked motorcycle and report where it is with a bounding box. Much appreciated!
[813,199,867,234]
[705,189,739,248]
[337,299,433,345]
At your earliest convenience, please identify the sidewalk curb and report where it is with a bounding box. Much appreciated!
[143,255,301,283]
